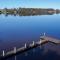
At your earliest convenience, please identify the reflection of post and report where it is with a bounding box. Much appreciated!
[40,39,41,48]
[25,43,27,48]
[3,50,5,56]
[14,47,16,53]
[25,52,28,56]
[15,56,17,60]
[32,48,35,53]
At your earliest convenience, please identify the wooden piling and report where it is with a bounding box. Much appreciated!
[25,43,27,48]
[3,50,5,57]
[14,47,16,53]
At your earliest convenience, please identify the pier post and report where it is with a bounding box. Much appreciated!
[3,50,5,56]
[40,39,41,48]
[40,39,41,44]
[25,43,27,48]
[32,41,35,46]
[14,47,16,53]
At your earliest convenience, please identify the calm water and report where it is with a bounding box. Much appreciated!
[0,14,60,60]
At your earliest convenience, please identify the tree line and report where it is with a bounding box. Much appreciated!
[0,8,60,16]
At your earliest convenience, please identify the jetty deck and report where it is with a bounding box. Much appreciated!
[40,36,60,44]
[0,33,60,59]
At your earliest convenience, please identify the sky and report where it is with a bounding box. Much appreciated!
[0,0,60,9]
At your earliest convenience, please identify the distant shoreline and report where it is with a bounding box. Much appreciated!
[0,8,60,16]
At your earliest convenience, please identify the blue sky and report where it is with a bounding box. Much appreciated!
[0,0,60,9]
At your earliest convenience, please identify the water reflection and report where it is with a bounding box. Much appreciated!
[15,56,17,60]
[42,42,60,55]
[0,12,58,17]
[32,48,36,53]
[24,52,28,56]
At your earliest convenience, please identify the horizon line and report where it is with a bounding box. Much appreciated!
[0,7,59,10]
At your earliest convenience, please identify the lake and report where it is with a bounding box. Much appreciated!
[0,14,60,60]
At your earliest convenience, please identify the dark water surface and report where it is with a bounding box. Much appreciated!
[0,14,60,60]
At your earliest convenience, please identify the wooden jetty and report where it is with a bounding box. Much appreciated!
[0,33,60,59]
[40,34,60,44]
